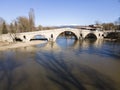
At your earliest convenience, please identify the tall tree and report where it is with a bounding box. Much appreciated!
[118,17,120,30]
[114,21,118,30]
[29,8,35,31]
[14,21,18,33]
[37,25,43,30]
[2,21,8,34]
[0,17,5,34]
[9,23,15,33]
[114,17,120,30]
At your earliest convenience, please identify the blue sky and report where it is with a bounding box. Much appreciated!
[0,0,120,26]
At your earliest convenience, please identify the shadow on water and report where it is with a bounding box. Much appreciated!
[0,55,27,90]
[35,52,116,90]
[77,65,115,90]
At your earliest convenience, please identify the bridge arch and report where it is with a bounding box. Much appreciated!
[30,34,48,41]
[53,30,79,41]
[84,33,97,39]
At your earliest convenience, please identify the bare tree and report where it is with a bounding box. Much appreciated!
[2,21,8,34]
[114,17,120,31]
[29,8,35,31]
[37,25,43,30]
[9,23,14,33]
[102,23,115,30]
[17,16,29,32]
[0,17,5,34]
[16,8,35,32]
[14,21,18,33]
[114,21,118,31]
[118,17,120,30]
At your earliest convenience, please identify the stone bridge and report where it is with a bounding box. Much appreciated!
[15,28,104,42]
[0,28,105,42]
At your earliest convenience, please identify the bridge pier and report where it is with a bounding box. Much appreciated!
[49,38,54,42]
[48,34,55,42]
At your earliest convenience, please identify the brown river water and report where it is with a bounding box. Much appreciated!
[0,36,120,90]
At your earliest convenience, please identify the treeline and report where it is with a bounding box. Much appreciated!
[97,17,120,30]
[0,8,59,35]
[0,8,36,34]
[102,22,120,31]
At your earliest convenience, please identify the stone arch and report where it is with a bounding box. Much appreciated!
[29,34,48,41]
[15,37,23,42]
[84,33,97,39]
[54,30,79,41]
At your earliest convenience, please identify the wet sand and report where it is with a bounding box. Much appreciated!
[0,41,47,51]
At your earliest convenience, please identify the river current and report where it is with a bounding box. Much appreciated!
[0,36,120,90]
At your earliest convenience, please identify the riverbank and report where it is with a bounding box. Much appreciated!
[0,41,47,51]
[104,38,120,42]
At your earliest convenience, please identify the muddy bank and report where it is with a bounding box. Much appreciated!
[0,41,47,51]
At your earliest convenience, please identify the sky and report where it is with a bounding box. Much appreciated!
[0,0,120,26]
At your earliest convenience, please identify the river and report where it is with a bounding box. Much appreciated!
[0,36,120,90]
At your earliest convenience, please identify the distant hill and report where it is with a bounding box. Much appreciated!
[54,25,80,29]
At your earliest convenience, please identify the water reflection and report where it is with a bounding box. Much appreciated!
[17,38,120,59]
[56,37,120,59]
[57,36,77,48]
[77,39,120,59]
